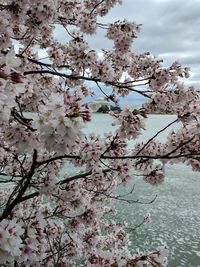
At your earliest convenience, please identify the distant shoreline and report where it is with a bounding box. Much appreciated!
[95,111,176,116]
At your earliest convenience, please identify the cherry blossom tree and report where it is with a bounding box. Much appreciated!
[0,0,199,266]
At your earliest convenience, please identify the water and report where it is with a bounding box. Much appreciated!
[1,114,199,266]
[84,114,200,267]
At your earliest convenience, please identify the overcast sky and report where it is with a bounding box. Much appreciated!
[86,0,200,88]
[54,0,200,105]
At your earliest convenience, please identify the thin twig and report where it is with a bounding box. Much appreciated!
[90,0,105,14]
[136,118,178,155]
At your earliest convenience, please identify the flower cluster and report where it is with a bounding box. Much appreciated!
[107,20,141,52]
[0,219,24,264]
[0,0,199,266]
[112,107,146,139]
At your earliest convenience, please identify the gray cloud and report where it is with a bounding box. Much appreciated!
[54,0,200,97]
[98,0,200,87]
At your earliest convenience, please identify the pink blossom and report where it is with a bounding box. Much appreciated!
[0,0,199,266]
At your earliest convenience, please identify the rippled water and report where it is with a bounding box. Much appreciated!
[1,114,199,266]
[85,114,200,267]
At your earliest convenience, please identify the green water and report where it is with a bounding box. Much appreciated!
[1,114,199,266]
[85,114,200,267]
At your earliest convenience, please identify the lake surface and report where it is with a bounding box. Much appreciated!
[1,114,199,266]
[85,114,200,267]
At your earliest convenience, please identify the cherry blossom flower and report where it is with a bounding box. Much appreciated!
[5,48,21,69]
[0,0,199,266]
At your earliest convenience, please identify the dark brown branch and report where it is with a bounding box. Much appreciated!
[165,136,195,158]
[9,137,197,206]
[23,70,151,98]
[90,0,105,14]
[19,37,34,56]
[116,194,157,205]
[19,171,94,202]
[102,133,119,156]
[88,185,157,205]
[20,169,111,203]
[102,152,200,160]
[116,77,151,84]
[35,143,199,168]
[126,218,147,232]
[20,191,39,202]
[36,154,80,166]
[17,55,73,71]
[99,158,118,171]
[0,150,38,221]
[11,109,36,131]
[59,170,93,185]
[96,81,112,101]
[21,56,152,86]
[136,118,178,155]
[35,151,200,165]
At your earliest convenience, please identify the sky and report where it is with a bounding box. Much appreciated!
[94,0,200,86]
[55,0,200,106]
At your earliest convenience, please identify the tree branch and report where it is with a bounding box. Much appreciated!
[90,0,105,14]
[0,149,38,221]
[136,118,178,156]
[11,108,36,132]
[20,169,111,203]
[36,154,80,166]
[23,70,151,98]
